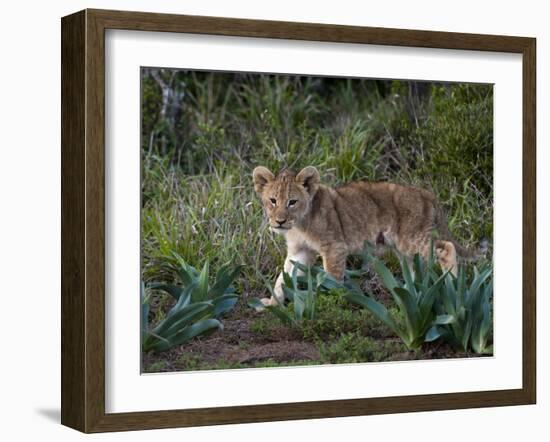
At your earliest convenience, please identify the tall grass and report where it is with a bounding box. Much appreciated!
[141,69,493,297]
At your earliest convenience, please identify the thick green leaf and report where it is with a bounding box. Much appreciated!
[293,291,306,321]
[148,283,184,301]
[434,314,455,325]
[425,325,447,342]
[171,252,198,286]
[413,254,425,283]
[291,265,300,292]
[316,272,327,290]
[282,285,296,303]
[152,319,222,352]
[427,237,435,268]
[141,282,150,341]
[343,279,363,296]
[195,261,210,302]
[142,332,170,352]
[305,292,316,320]
[209,264,242,299]
[372,258,399,292]
[443,274,457,315]
[345,269,366,278]
[214,261,233,283]
[152,302,213,337]
[393,287,420,334]
[401,257,417,297]
[462,315,473,352]
[306,268,316,319]
[283,270,294,290]
[293,262,347,292]
[322,275,347,291]
[457,306,467,322]
[457,265,466,307]
[419,271,448,318]
[440,292,456,325]
[472,292,492,354]
[291,261,314,274]
[466,267,492,310]
[165,283,196,318]
[212,294,238,317]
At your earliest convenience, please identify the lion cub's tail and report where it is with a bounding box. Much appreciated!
[448,237,489,262]
[435,205,489,262]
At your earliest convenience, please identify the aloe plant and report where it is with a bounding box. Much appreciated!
[141,280,150,343]
[150,252,242,317]
[248,265,327,325]
[142,255,242,353]
[430,263,493,354]
[344,251,451,350]
[292,261,364,295]
[141,280,222,353]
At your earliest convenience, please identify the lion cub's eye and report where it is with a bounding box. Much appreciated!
[288,199,297,207]
[269,197,277,205]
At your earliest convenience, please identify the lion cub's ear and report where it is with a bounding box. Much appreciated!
[252,166,275,194]
[296,166,320,195]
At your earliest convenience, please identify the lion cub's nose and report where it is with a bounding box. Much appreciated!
[276,218,287,226]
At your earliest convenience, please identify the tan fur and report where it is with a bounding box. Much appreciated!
[253,166,470,305]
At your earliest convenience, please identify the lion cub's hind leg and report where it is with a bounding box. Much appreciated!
[396,235,458,277]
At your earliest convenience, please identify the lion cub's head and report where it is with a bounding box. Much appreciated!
[252,166,320,233]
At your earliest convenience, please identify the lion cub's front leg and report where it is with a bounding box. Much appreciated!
[262,246,316,307]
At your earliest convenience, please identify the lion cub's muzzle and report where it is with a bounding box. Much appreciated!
[269,219,293,232]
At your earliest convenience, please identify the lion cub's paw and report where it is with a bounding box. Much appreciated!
[258,297,284,309]
[252,297,276,311]
[249,298,270,312]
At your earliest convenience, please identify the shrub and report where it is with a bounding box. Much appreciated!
[142,255,242,352]
[150,252,242,317]
[430,263,493,354]
[344,247,452,350]
[141,281,222,353]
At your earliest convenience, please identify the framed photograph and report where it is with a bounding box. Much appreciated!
[61,9,536,433]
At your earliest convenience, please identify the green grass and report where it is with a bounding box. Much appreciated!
[249,291,399,341]
[250,314,281,335]
[193,359,321,371]
[144,361,169,373]
[318,333,414,364]
[141,69,493,370]
[300,291,398,340]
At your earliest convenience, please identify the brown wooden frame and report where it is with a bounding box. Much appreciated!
[61,8,536,433]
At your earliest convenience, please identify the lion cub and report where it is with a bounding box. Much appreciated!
[253,166,484,307]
